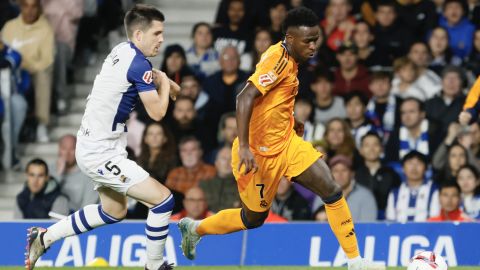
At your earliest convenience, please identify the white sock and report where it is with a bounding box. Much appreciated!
[43,204,121,248]
[348,256,363,266]
[145,194,174,270]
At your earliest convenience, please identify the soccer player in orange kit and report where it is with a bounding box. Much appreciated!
[179,7,384,270]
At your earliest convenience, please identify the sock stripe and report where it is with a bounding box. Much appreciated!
[146,224,169,232]
[79,209,93,231]
[71,213,82,234]
[150,194,175,214]
[146,234,168,241]
[97,205,120,224]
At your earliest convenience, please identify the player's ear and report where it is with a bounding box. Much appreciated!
[285,32,294,46]
[133,29,143,42]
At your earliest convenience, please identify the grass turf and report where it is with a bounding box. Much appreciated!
[1,267,480,270]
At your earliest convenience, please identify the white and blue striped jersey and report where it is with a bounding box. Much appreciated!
[386,179,440,222]
[78,42,156,142]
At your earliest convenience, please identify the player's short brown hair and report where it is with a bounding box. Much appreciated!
[124,4,165,38]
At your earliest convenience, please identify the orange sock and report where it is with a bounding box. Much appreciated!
[325,196,360,259]
[196,208,246,236]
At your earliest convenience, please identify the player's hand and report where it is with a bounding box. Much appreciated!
[459,111,472,126]
[293,118,304,137]
[169,79,181,101]
[152,68,169,91]
[238,146,258,175]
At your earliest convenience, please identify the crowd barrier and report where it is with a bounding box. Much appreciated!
[1,221,479,267]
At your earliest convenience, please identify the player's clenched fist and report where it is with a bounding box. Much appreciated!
[168,79,181,101]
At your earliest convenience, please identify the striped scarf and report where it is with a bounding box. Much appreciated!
[399,119,429,159]
[366,95,396,142]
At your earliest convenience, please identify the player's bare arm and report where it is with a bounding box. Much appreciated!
[236,82,261,175]
[139,69,171,121]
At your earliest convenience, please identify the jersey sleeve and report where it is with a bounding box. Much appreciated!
[248,48,289,95]
[126,56,157,92]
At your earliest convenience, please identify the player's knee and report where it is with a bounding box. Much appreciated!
[241,209,268,229]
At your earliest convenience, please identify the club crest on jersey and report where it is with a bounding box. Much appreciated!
[143,70,153,84]
[259,71,277,87]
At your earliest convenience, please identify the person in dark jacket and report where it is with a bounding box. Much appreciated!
[355,132,401,219]
[272,176,312,220]
[14,158,68,219]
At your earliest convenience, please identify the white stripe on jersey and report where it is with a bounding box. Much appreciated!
[78,42,156,142]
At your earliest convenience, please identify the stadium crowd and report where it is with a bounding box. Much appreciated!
[1,0,480,223]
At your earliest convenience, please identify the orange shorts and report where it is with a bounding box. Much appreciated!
[232,133,322,212]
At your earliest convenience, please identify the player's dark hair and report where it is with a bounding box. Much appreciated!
[282,7,319,34]
[26,158,49,175]
[124,4,165,38]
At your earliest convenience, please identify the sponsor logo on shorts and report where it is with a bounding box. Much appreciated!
[260,200,268,208]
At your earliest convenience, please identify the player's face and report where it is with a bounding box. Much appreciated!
[26,164,48,194]
[288,26,321,63]
[439,187,460,212]
[141,20,164,57]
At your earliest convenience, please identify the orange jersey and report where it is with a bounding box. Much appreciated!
[464,76,480,112]
[248,42,299,157]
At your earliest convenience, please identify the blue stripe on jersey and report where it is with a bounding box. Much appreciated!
[407,189,417,221]
[112,85,138,131]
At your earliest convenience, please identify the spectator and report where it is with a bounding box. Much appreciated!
[434,142,469,185]
[352,21,391,69]
[203,46,247,141]
[294,99,323,142]
[49,135,98,212]
[386,151,440,222]
[267,1,288,43]
[179,75,210,121]
[160,44,193,85]
[355,132,401,219]
[200,146,240,212]
[323,117,356,160]
[439,0,475,59]
[427,27,463,76]
[170,187,214,220]
[166,136,216,194]
[428,181,473,221]
[0,40,28,164]
[321,0,356,51]
[42,0,83,114]
[456,164,480,219]
[206,111,237,163]
[425,66,466,138]
[373,0,414,60]
[333,42,371,97]
[464,29,480,77]
[344,91,373,147]
[391,57,428,101]
[313,155,378,221]
[365,71,401,143]
[137,122,178,184]
[186,22,219,80]
[272,177,312,220]
[240,28,273,73]
[394,0,438,40]
[167,96,210,149]
[14,158,68,219]
[213,0,252,54]
[385,98,441,162]
[312,27,338,71]
[407,42,442,99]
[310,71,347,126]
[2,0,55,143]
